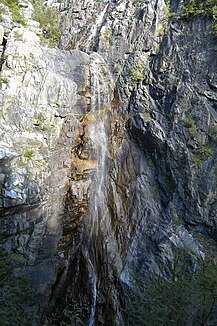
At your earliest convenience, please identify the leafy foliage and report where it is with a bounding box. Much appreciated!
[32,0,60,47]
[0,0,25,24]
[62,303,84,326]
[183,117,197,140]
[126,254,217,325]
[0,253,37,325]
[130,64,145,85]
[43,301,85,326]
[181,0,217,37]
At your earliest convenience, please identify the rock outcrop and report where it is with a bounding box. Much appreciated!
[0,23,91,318]
[58,0,217,324]
[0,0,216,325]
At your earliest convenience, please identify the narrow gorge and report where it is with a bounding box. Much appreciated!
[0,0,217,325]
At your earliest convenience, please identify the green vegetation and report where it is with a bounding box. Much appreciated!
[17,147,35,168]
[18,159,25,167]
[151,184,161,201]
[199,144,212,160]
[192,144,212,167]
[147,157,155,168]
[35,115,54,131]
[44,302,85,326]
[130,64,145,85]
[0,3,8,15]
[181,0,217,37]
[35,115,45,126]
[0,0,25,24]
[183,117,212,167]
[62,303,84,326]
[141,112,152,121]
[23,147,34,160]
[192,153,203,168]
[157,25,164,35]
[162,175,175,191]
[209,124,217,143]
[181,0,202,21]
[103,32,112,44]
[164,0,171,21]
[1,76,9,83]
[13,29,23,40]
[0,253,37,325]
[183,117,194,128]
[32,0,60,47]
[183,117,197,140]
[174,216,186,226]
[126,254,217,326]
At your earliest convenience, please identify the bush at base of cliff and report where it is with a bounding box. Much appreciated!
[126,254,217,325]
[43,302,85,326]
[0,254,37,326]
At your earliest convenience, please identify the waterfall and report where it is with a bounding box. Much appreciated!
[88,272,97,326]
[90,60,107,197]
[83,249,97,326]
[84,54,113,326]
[86,3,109,53]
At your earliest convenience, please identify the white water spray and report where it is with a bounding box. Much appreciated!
[86,4,109,52]
[83,249,97,326]
[86,55,111,326]
[90,61,107,195]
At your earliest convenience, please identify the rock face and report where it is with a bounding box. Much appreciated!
[0,0,217,325]
[0,24,91,317]
[57,0,216,324]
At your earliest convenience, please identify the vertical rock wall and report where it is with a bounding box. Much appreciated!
[57,0,217,324]
[0,24,92,320]
[0,0,216,325]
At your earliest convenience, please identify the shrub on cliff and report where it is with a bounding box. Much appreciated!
[181,0,217,37]
[32,0,60,47]
[0,0,25,24]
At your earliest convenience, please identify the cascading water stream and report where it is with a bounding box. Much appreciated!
[85,55,111,326]
[83,249,97,326]
[89,61,108,199]
[86,3,109,53]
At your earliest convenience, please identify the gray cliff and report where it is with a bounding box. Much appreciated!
[0,0,216,325]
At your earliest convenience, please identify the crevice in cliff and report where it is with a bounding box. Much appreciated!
[0,36,7,71]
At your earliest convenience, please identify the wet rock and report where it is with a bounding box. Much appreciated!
[1,0,217,325]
